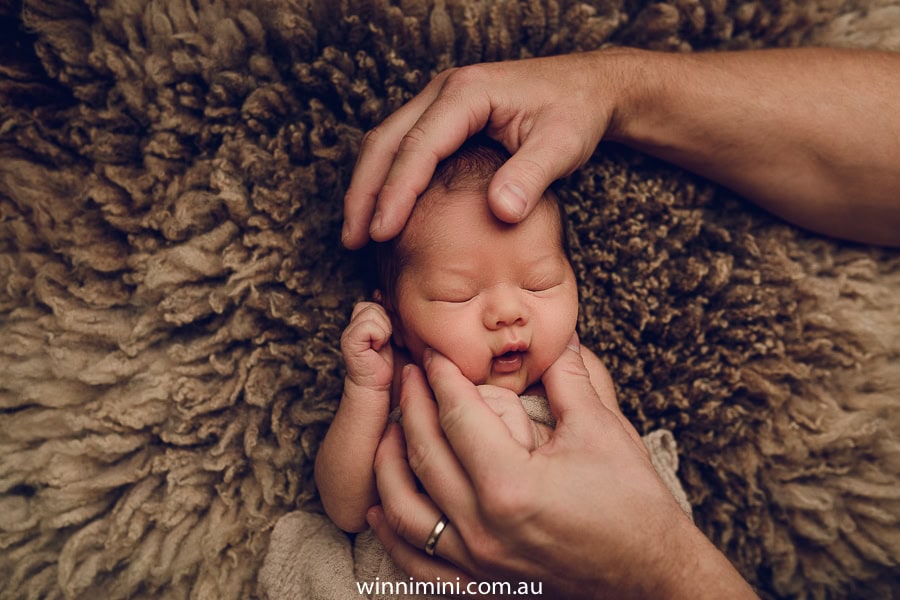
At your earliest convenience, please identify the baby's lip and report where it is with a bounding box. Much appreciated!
[492,350,524,374]
[495,340,528,356]
[491,340,528,374]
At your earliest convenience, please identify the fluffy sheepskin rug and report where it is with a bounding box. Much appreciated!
[1,0,898,598]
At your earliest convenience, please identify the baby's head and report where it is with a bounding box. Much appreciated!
[375,136,578,395]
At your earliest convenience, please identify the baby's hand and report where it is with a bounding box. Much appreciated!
[341,301,394,392]
[477,385,553,451]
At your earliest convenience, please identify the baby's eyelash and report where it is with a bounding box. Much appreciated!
[431,293,475,303]
[524,280,559,292]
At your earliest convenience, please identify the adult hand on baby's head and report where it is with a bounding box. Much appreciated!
[342,51,625,249]
[341,301,394,392]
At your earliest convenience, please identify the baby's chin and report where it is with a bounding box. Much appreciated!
[479,371,537,396]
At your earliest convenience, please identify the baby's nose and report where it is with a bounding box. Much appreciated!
[483,287,528,329]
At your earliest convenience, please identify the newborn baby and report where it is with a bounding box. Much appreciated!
[260,137,690,600]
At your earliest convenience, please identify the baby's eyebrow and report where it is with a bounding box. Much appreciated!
[522,252,568,269]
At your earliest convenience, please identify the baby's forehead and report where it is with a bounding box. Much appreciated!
[401,188,562,247]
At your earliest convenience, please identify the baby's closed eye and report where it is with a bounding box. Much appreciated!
[430,291,476,303]
[523,275,562,293]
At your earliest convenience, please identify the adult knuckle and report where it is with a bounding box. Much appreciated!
[557,359,589,379]
[437,402,467,439]
[512,155,553,189]
[418,66,456,95]
[376,179,408,204]
[360,125,389,154]
[466,528,506,569]
[444,63,488,90]
[383,501,417,541]
[480,480,526,522]
[404,436,434,476]
[396,123,430,156]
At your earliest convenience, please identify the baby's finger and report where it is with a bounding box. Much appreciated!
[342,311,392,354]
[350,301,390,322]
[350,300,377,321]
[477,385,534,449]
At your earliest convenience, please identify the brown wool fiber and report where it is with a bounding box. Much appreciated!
[1,1,899,598]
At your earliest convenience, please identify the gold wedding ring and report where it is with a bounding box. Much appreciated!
[424,514,449,556]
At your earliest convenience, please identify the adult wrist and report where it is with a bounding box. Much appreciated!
[588,46,658,145]
[645,514,758,599]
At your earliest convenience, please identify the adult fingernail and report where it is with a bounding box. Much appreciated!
[370,211,383,237]
[498,183,527,220]
[423,348,433,367]
[567,333,580,353]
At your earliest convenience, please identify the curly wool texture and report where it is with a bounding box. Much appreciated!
[0,0,898,599]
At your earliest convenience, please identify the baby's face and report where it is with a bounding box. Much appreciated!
[392,190,578,395]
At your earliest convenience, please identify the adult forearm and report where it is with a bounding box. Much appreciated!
[646,516,758,600]
[605,47,900,246]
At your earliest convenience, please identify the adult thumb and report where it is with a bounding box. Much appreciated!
[487,129,588,223]
[541,334,606,433]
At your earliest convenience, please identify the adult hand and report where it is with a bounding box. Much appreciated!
[345,47,900,248]
[342,50,628,248]
[369,335,757,598]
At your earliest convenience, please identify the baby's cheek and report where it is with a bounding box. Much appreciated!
[533,328,575,379]
[426,341,486,384]
[457,359,491,386]
[535,339,564,371]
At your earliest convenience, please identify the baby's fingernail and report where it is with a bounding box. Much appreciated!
[367,507,383,528]
[401,364,411,382]
[423,348,433,367]
[498,183,527,220]
[566,333,580,353]
[341,221,352,245]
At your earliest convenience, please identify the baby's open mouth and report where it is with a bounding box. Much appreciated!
[492,351,524,374]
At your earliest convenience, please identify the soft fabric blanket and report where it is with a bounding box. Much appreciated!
[1,1,899,599]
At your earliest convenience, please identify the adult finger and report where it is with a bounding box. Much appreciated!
[342,72,450,249]
[373,423,473,570]
[398,366,480,521]
[370,67,495,242]
[367,506,479,586]
[422,350,530,492]
[540,334,608,436]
